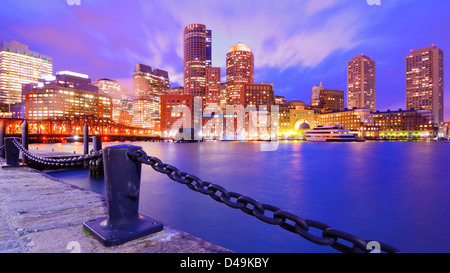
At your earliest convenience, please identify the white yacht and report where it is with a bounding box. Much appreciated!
[303,125,363,142]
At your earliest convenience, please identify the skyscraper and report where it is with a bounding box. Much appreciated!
[406,45,444,125]
[132,63,169,129]
[226,42,254,106]
[205,66,221,105]
[347,55,376,112]
[0,41,53,115]
[184,24,208,98]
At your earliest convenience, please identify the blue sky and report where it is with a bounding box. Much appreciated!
[1,0,449,120]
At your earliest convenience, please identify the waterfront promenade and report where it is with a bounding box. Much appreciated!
[0,158,232,253]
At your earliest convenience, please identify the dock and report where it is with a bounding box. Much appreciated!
[0,157,233,253]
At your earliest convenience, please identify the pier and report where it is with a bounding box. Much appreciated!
[0,156,232,253]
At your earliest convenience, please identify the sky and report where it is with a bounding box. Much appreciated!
[1,0,450,121]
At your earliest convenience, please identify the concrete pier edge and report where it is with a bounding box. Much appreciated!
[0,158,233,253]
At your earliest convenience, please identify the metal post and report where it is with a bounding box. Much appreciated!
[2,137,25,168]
[92,135,102,152]
[83,144,163,246]
[0,121,5,158]
[83,123,89,155]
[21,120,28,164]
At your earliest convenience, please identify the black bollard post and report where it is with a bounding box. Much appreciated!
[83,144,163,246]
[0,121,5,158]
[1,137,25,168]
[92,136,102,152]
[21,120,29,164]
[83,123,89,155]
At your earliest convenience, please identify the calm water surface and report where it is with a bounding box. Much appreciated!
[38,140,450,253]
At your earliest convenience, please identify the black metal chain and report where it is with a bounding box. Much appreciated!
[12,138,102,167]
[127,148,402,253]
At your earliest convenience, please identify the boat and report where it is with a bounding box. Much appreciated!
[303,124,364,142]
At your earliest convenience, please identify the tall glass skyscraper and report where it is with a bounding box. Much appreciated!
[0,41,53,115]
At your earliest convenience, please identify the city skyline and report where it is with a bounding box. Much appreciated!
[1,0,449,121]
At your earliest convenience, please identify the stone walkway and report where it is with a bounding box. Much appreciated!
[0,158,232,253]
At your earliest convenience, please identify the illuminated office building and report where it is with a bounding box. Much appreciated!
[93,78,125,124]
[0,41,53,115]
[184,24,211,98]
[226,43,254,106]
[24,71,111,120]
[132,63,169,129]
[406,45,444,125]
[347,55,376,112]
[205,66,221,106]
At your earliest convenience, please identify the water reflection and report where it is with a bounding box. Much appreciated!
[38,141,450,253]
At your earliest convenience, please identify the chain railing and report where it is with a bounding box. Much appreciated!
[126,148,402,253]
[11,138,102,168]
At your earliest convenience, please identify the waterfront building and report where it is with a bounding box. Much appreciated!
[131,63,169,130]
[226,42,254,106]
[24,71,112,120]
[184,24,211,98]
[311,83,344,112]
[205,67,221,106]
[318,108,379,138]
[406,45,444,125]
[160,94,195,139]
[347,55,376,112]
[373,109,436,138]
[0,41,53,116]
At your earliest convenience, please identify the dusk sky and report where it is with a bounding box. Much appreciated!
[1,0,449,121]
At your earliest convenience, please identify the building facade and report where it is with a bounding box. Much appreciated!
[205,66,221,106]
[131,63,169,130]
[0,41,53,115]
[318,108,379,138]
[24,72,112,121]
[347,55,376,112]
[226,43,254,106]
[160,94,195,139]
[184,24,208,98]
[93,78,126,124]
[406,45,444,125]
[373,109,435,138]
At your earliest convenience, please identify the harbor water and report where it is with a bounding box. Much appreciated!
[39,140,450,253]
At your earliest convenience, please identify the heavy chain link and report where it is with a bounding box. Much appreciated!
[127,149,402,253]
[12,138,102,167]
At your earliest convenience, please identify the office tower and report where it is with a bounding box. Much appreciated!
[0,41,53,115]
[24,71,111,120]
[226,42,254,106]
[205,67,221,105]
[93,78,125,123]
[406,45,444,125]
[184,24,212,98]
[132,63,169,129]
[347,55,376,112]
